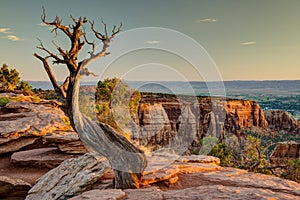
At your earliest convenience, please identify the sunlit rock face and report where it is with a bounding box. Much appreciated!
[265,110,300,134]
[131,96,270,151]
[131,103,175,150]
[270,142,300,165]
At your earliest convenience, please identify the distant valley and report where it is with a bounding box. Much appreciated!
[29,80,300,119]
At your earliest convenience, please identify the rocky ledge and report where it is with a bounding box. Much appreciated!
[0,93,86,155]
[25,152,300,200]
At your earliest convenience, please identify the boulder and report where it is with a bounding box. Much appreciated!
[26,153,111,200]
[0,176,31,198]
[11,147,78,169]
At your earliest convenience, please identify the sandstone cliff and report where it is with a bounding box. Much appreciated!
[0,93,86,155]
[265,110,300,134]
[270,141,300,165]
[134,95,269,149]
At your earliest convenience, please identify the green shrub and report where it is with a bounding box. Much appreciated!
[0,97,9,107]
[282,158,300,183]
[199,136,219,155]
[17,80,32,91]
[0,64,20,90]
[0,64,32,91]
[209,142,233,167]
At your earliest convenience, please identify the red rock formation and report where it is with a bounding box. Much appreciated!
[133,95,269,150]
[224,100,268,135]
[265,110,300,134]
[270,142,300,165]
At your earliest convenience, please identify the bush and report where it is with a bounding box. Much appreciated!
[209,142,233,167]
[17,80,32,91]
[0,64,20,90]
[0,96,9,107]
[0,64,32,91]
[95,78,141,139]
[199,136,219,155]
[282,158,300,183]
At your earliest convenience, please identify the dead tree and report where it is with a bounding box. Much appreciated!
[34,8,147,189]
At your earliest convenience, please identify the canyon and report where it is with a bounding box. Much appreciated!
[0,92,299,199]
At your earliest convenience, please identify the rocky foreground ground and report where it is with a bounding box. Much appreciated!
[0,93,300,199]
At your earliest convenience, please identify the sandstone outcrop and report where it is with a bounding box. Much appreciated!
[265,110,300,134]
[270,141,300,165]
[26,153,111,200]
[69,189,125,200]
[0,94,87,154]
[11,147,78,169]
[224,100,268,133]
[26,151,300,200]
[0,175,31,199]
[42,131,87,154]
[134,103,175,150]
[133,96,269,150]
[0,99,72,154]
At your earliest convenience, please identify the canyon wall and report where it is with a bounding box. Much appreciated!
[265,110,300,134]
[131,95,271,150]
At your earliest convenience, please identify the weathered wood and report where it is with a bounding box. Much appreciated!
[71,66,147,189]
[34,8,147,189]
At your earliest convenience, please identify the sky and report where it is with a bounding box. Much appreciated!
[0,0,299,81]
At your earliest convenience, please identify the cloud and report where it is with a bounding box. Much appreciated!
[146,40,160,44]
[196,18,218,23]
[3,35,21,41]
[0,28,11,34]
[240,41,257,45]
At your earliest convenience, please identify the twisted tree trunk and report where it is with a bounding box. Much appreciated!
[34,8,147,189]
[70,65,147,189]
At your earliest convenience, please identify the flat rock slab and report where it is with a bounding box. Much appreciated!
[196,167,300,196]
[69,189,125,200]
[0,137,39,154]
[0,175,31,198]
[26,153,111,200]
[176,155,220,165]
[142,153,221,185]
[43,131,87,154]
[163,185,299,200]
[0,100,72,155]
[11,147,77,169]
[124,187,163,200]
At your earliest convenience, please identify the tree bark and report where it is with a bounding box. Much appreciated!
[34,9,146,189]
[69,65,147,189]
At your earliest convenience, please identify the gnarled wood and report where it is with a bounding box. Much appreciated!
[34,7,147,189]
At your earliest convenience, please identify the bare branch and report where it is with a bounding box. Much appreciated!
[70,15,77,24]
[112,22,122,38]
[80,67,98,77]
[83,27,96,56]
[41,6,72,38]
[33,53,66,98]
[37,38,66,65]
[90,20,105,41]
[101,19,108,38]
[258,165,288,170]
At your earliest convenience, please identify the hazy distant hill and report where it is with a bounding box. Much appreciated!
[29,80,300,95]
[29,80,300,119]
